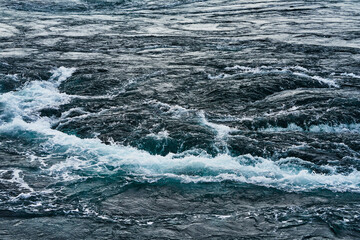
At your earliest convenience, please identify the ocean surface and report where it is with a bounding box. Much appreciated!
[1,0,360,239]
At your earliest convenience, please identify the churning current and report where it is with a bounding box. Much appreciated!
[1,0,360,239]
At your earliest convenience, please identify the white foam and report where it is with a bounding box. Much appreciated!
[1,115,360,192]
[293,72,339,87]
[11,169,34,192]
[259,123,360,133]
[49,66,76,84]
[309,123,360,133]
[198,111,238,153]
[0,169,33,192]
[341,73,360,79]
[147,130,170,140]
[0,67,360,193]
[292,66,310,72]
[0,66,75,123]
[3,74,19,81]
[260,123,304,132]
[198,111,235,139]
[60,107,88,118]
[213,65,338,87]
[146,100,191,118]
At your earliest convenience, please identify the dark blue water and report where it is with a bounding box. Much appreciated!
[1,0,360,239]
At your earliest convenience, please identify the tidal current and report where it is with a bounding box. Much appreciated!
[1,0,360,239]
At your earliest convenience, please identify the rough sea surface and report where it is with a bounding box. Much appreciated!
[1,0,360,239]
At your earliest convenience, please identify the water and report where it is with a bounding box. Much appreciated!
[1,0,360,239]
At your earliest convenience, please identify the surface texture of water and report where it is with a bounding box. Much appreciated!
[1,0,360,239]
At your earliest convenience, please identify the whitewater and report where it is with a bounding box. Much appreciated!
[1,0,360,239]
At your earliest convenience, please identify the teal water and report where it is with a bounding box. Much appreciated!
[1,0,360,239]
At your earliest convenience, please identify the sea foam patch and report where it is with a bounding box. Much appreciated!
[1,115,360,193]
[0,66,75,123]
[209,65,339,87]
[259,123,360,133]
[0,67,359,193]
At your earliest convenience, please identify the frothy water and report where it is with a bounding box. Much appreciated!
[209,65,339,87]
[2,0,360,238]
[0,67,359,194]
[259,123,360,133]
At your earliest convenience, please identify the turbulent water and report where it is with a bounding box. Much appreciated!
[1,0,360,239]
